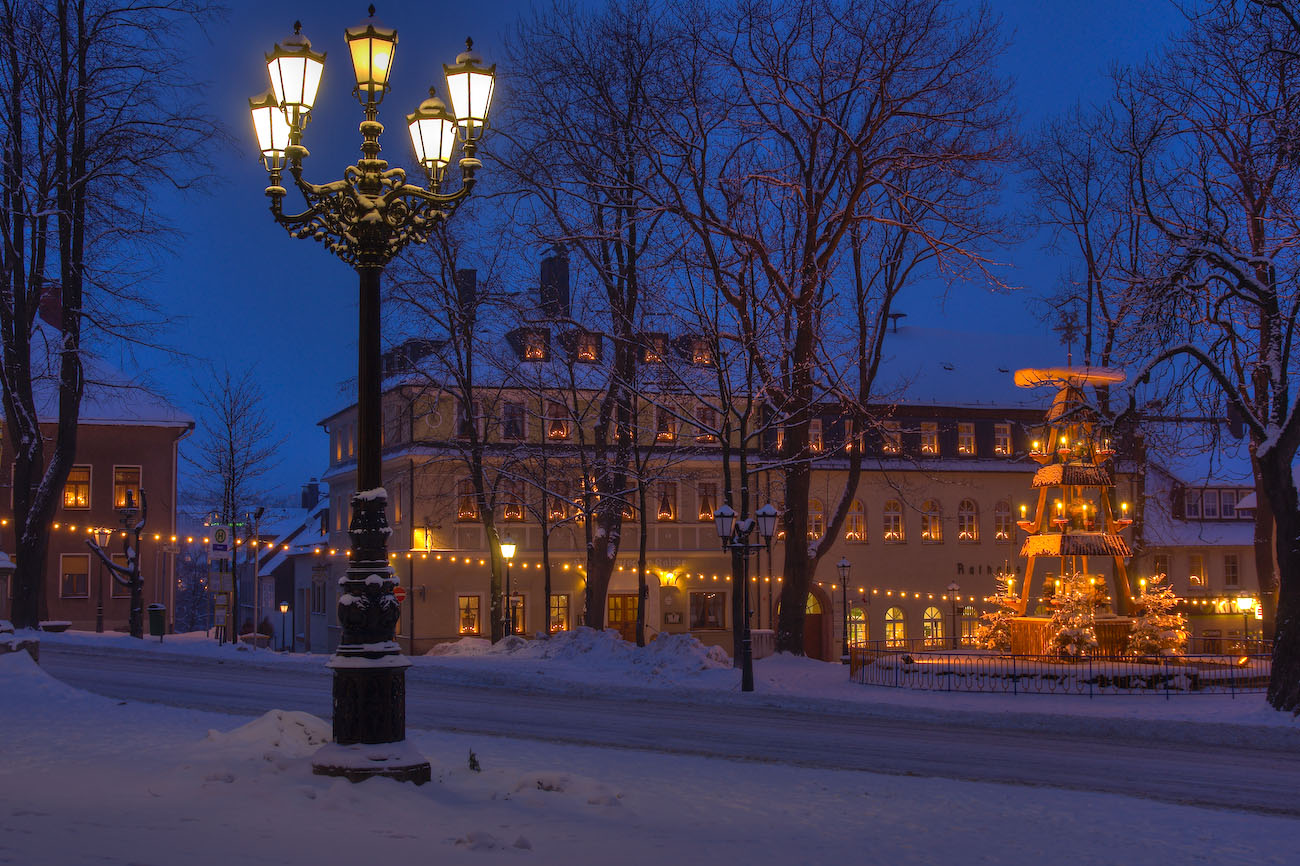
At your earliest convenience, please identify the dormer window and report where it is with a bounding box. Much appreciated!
[642,333,667,364]
[656,407,677,443]
[574,331,600,363]
[524,331,548,361]
[691,339,713,366]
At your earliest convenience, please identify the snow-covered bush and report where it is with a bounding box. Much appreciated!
[1128,573,1188,657]
[1047,572,1099,659]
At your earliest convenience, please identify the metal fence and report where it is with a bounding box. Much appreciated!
[848,639,1272,697]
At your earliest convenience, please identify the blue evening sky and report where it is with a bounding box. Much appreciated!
[117,0,1184,498]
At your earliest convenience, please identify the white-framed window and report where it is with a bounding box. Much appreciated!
[60,553,89,598]
[1153,553,1171,582]
[993,501,1012,542]
[883,500,904,542]
[1189,554,1206,587]
[502,480,525,522]
[550,594,570,633]
[456,400,479,439]
[502,401,526,440]
[546,401,571,441]
[923,606,944,647]
[920,422,939,456]
[881,421,901,455]
[885,607,906,647]
[548,480,570,523]
[112,466,141,509]
[845,500,866,543]
[920,500,943,542]
[63,465,91,510]
[457,480,479,522]
[993,423,1012,456]
[695,405,718,443]
[690,591,725,628]
[1224,553,1240,587]
[576,332,600,363]
[957,423,976,456]
[957,499,978,542]
[523,330,548,361]
[809,499,825,540]
[656,483,678,522]
[696,482,717,523]
[507,593,526,635]
[1220,490,1237,520]
[458,595,482,635]
[656,407,677,443]
[1184,490,1201,519]
[1202,490,1219,519]
[809,419,824,453]
[848,606,868,645]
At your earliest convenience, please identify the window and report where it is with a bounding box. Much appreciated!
[60,554,89,598]
[920,500,943,542]
[458,595,481,635]
[957,423,976,456]
[993,423,1012,456]
[642,335,667,364]
[923,606,944,647]
[961,606,978,646]
[1224,554,1240,587]
[920,422,939,456]
[848,606,868,646]
[507,594,525,635]
[809,419,824,453]
[691,339,714,366]
[1202,490,1218,519]
[656,483,678,522]
[883,500,904,542]
[656,407,677,443]
[993,501,1012,543]
[690,592,725,629]
[113,467,140,509]
[63,465,90,510]
[845,500,865,543]
[1189,554,1206,587]
[456,401,479,439]
[550,594,570,633]
[502,481,525,522]
[885,607,906,647]
[457,480,479,522]
[957,499,978,542]
[697,482,717,522]
[881,422,901,455]
[110,553,129,598]
[502,401,526,440]
[1184,490,1201,519]
[809,499,825,540]
[523,330,548,361]
[548,481,570,522]
[1153,554,1171,581]
[311,574,327,615]
[695,405,718,443]
[1220,490,1237,520]
[546,401,571,440]
[576,332,600,363]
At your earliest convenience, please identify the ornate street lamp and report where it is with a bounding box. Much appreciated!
[94,527,111,633]
[249,9,495,786]
[500,535,516,638]
[947,580,961,649]
[836,557,850,664]
[713,503,777,692]
[279,600,290,652]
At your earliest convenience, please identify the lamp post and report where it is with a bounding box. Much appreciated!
[947,580,960,649]
[1236,596,1254,647]
[714,503,777,692]
[499,536,516,638]
[94,528,111,633]
[836,557,850,664]
[249,10,494,785]
[279,600,290,652]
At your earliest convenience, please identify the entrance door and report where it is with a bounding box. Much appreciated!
[607,593,638,642]
[803,592,827,660]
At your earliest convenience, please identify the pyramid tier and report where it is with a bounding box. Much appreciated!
[1032,463,1112,488]
[1020,532,1132,558]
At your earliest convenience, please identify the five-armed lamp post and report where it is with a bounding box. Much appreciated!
[714,503,778,692]
[249,7,495,785]
[836,557,851,664]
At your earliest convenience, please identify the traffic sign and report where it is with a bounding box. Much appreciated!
[210,526,231,561]
[393,586,407,604]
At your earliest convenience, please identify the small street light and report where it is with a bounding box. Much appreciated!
[947,580,961,649]
[500,536,517,638]
[714,503,777,692]
[1236,595,1255,647]
[279,600,290,652]
[836,557,851,664]
[94,527,111,633]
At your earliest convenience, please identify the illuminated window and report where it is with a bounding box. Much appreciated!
[502,401,526,440]
[1189,554,1205,587]
[993,423,1012,455]
[458,595,481,635]
[690,591,725,628]
[576,332,600,363]
[848,606,868,645]
[881,421,901,455]
[809,419,824,453]
[845,500,865,543]
[546,401,571,440]
[697,482,717,522]
[550,594,570,633]
[456,401,479,439]
[1224,553,1240,587]
[456,480,479,522]
[696,405,718,443]
[507,594,525,635]
[1153,554,1171,582]
[642,335,667,364]
[548,481,570,522]
[961,606,978,645]
[993,501,1012,543]
[920,423,939,456]
[809,499,825,540]
[691,339,714,366]
[523,330,548,361]
[957,499,978,542]
[63,465,90,510]
[923,606,944,647]
[113,467,140,509]
[885,607,906,647]
[957,423,975,456]
[656,407,677,443]
[920,500,942,542]
[502,481,525,522]
[412,526,435,549]
[657,483,678,522]
[883,500,904,543]
[60,554,89,598]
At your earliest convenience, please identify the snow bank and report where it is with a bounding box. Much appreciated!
[426,627,731,676]
[201,710,331,759]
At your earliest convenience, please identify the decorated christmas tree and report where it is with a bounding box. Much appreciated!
[1128,573,1188,657]
[976,574,1019,652]
[1047,572,1099,659]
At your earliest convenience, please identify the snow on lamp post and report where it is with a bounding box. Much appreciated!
[836,557,851,664]
[87,490,147,639]
[500,536,516,638]
[947,580,960,649]
[714,503,777,692]
[249,8,494,786]
[93,527,111,633]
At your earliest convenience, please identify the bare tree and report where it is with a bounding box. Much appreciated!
[0,0,217,628]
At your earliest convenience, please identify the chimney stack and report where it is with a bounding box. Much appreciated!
[540,245,570,318]
[455,269,477,324]
[301,478,321,510]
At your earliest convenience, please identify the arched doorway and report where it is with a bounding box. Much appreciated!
[776,587,832,660]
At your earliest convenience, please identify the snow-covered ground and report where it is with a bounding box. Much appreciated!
[4,629,1299,864]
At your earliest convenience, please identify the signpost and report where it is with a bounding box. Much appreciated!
[393,586,407,604]
[209,527,233,644]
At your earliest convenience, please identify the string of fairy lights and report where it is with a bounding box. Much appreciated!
[13,517,1255,614]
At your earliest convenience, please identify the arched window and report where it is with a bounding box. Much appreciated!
[883,500,904,543]
[885,607,906,647]
[957,499,979,542]
[994,501,1012,543]
[961,605,978,646]
[920,500,942,542]
[923,606,944,646]
[849,606,868,646]
[809,499,825,540]
[845,500,866,543]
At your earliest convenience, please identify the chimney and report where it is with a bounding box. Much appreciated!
[301,478,321,510]
[38,284,63,328]
[540,245,570,318]
[455,269,477,323]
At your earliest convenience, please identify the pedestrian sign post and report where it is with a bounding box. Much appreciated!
[209,527,234,645]
[210,526,232,561]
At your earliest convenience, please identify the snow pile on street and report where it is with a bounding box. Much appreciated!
[427,627,732,674]
[202,709,331,759]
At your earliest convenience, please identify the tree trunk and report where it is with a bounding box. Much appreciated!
[1261,447,1300,711]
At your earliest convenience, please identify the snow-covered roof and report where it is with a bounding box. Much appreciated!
[1141,461,1255,548]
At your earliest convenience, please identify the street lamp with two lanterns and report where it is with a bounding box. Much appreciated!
[713,503,778,692]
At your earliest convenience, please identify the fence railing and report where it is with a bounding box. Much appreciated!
[848,640,1271,697]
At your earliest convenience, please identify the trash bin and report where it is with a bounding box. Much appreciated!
[147,604,166,642]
